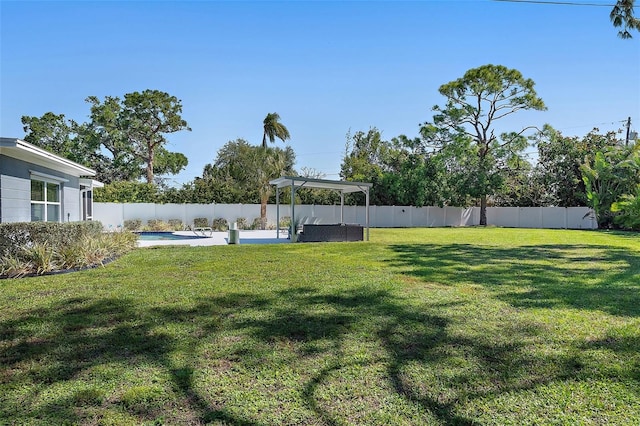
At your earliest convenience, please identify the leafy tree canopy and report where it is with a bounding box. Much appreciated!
[420,64,546,224]
[341,128,450,207]
[198,139,295,204]
[533,125,620,207]
[87,90,191,184]
[294,168,341,205]
[21,90,190,185]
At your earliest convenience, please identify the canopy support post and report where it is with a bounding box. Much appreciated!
[365,188,370,241]
[275,187,280,239]
[291,181,296,241]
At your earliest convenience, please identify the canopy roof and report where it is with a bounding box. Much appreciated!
[270,176,372,241]
[269,176,372,194]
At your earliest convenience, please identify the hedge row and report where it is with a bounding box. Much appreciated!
[0,221,104,258]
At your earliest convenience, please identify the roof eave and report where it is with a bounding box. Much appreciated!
[0,137,96,177]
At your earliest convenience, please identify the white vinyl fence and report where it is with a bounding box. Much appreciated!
[94,203,597,230]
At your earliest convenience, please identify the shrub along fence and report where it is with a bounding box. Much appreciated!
[94,203,597,230]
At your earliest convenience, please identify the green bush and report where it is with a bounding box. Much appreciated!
[212,218,228,231]
[168,219,184,231]
[0,221,102,258]
[279,216,291,229]
[236,217,248,230]
[193,218,209,228]
[611,185,640,230]
[146,220,172,231]
[124,219,142,231]
[94,181,158,203]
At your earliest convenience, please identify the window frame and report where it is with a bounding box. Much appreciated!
[30,172,65,223]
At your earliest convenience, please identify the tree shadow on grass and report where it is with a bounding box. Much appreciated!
[1,269,638,424]
[228,287,471,424]
[0,297,166,423]
[209,287,605,425]
[0,296,261,425]
[387,243,640,317]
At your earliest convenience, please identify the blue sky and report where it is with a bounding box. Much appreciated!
[1,0,638,185]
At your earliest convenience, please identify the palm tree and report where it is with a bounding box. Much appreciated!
[256,146,295,229]
[262,113,290,148]
[610,0,640,39]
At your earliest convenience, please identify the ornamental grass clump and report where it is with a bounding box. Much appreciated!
[193,218,209,228]
[0,254,32,278]
[235,217,249,229]
[104,231,138,254]
[0,221,138,278]
[212,218,228,231]
[146,220,173,231]
[55,241,89,270]
[168,219,184,231]
[124,219,142,231]
[24,242,55,275]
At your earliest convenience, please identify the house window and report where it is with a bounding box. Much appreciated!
[31,179,61,222]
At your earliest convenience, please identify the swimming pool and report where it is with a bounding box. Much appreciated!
[135,231,209,241]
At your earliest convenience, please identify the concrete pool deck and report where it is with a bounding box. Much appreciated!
[137,230,290,247]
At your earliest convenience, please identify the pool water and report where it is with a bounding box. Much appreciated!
[135,232,209,241]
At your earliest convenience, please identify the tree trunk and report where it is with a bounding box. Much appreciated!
[260,198,267,230]
[480,195,487,226]
[146,148,154,184]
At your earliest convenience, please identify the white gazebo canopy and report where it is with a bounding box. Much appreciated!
[269,176,373,241]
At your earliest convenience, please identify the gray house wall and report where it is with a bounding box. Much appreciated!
[0,155,82,223]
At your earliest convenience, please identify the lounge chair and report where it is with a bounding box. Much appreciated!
[188,221,213,237]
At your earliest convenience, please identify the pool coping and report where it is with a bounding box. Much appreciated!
[137,230,290,247]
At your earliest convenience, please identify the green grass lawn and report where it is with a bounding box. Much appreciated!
[1,228,638,425]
